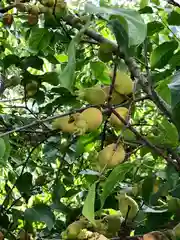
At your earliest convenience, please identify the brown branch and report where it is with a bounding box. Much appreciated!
[111,107,180,170]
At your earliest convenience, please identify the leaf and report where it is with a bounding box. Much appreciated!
[28,28,53,52]
[20,56,44,70]
[108,19,129,52]
[147,21,164,36]
[90,61,110,84]
[24,203,55,230]
[85,3,147,46]
[150,40,178,69]
[16,172,33,194]
[52,181,66,203]
[140,0,149,9]
[142,175,154,203]
[82,182,96,225]
[168,71,180,109]
[41,72,60,86]
[168,50,180,68]
[156,79,171,105]
[168,11,180,26]
[0,137,6,158]
[100,163,133,207]
[59,20,90,91]
[3,55,20,69]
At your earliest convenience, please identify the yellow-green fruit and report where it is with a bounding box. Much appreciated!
[109,71,133,95]
[102,86,125,104]
[173,223,180,238]
[163,230,176,240]
[52,115,77,133]
[98,43,113,63]
[55,2,67,17]
[143,231,169,240]
[29,5,39,15]
[76,85,107,105]
[37,4,49,13]
[116,193,139,220]
[109,107,128,129]
[105,214,122,235]
[79,108,103,131]
[66,221,84,239]
[26,81,38,96]
[167,197,180,212]
[98,143,125,169]
[77,229,93,240]
[16,3,26,12]
[28,14,38,25]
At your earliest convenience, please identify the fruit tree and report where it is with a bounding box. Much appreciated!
[0,0,180,239]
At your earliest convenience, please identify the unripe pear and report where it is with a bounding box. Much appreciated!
[79,108,103,131]
[98,143,125,169]
[3,14,13,26]
[102,86,125,104]
[109,71,133,95]
[29,5,39,15]
[66,221,84,239]
[143,231,169,240]
[28,14,38,25]
[109,107,128,129]
[105,214,122,235]
[173,223,180,238]
[98,43,113,63]
[167,197,180,212]
[116,193,139,220]
[25,81,38,96]
[76,85,107,105]
[52,115,77,133]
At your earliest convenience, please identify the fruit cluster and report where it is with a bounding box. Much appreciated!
[76,70,133,105]
[61,193,139,239]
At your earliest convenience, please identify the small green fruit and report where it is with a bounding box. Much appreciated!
[98,43,113,63]
[25,81,38,96]
[66,221,84,239]
[173,223,180,238]
[116,193,139,220]
[0,138,6,158]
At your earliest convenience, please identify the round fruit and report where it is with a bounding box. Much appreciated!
[28,14,38,25]
[98,43,113,63]
[52,115,77,133]
[26,81,38,96]
[105,214,122,235]
[66,221,84,239]
[3,14,13,26]
[76,85,107,105]
[98,143,125,169]
[79,107,103,131]
[54,2,67,18]
[102,86,125,104]
[37,4,49,13]
[16,3,26,12]
[47,0,55,7]
[29,5,39,15]
[116,193,139,220]
[109,107,128,129]
[167,197,180,212]
[143,231,169,240]
[173,223,180,237]
[109,71,133,95]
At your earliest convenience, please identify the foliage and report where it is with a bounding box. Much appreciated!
[0,0,180,239]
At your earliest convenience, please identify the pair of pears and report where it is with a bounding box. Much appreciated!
[76,70,133,105]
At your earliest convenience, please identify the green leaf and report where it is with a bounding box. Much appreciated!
[3,55,20,69]
[20,56,44,70]
[16,172,33,194]
[59,21,90,91]
[82,182,96,225]
[150,40,178,69]
[140,0,149,9]
[85,3,147,46]
[108,19,129,52]
[100,163,133,207]
[168,11,180,26]
[24,203,55,230]
[168,71,180,109]
[90,61,110,84]
[156,79,171,105]
[41,72,60,86]
[147,21,164,36]
[28,28,53,52]
[168,50,180,68]
[0,137,6,158]
[142,175,154,203]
